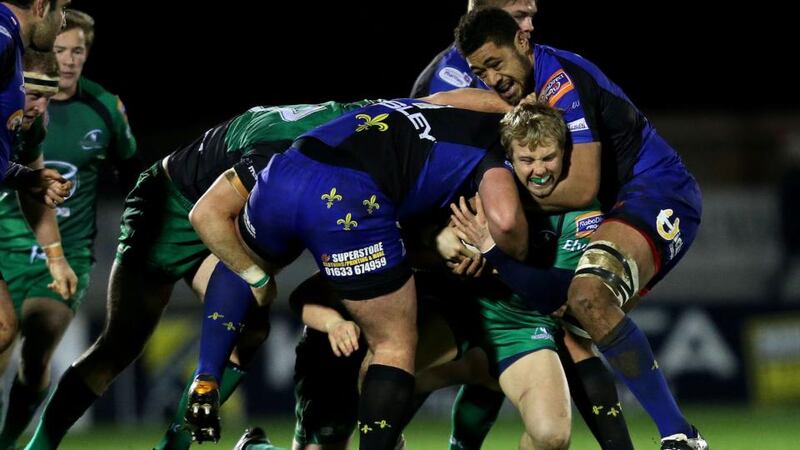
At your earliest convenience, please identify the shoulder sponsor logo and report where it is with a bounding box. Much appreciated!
[575,210,603,238]
[567,118,589,132]
[539,69,574,107]
[437,66,472,88]
[5,109,22,131]
[80,129,105,150]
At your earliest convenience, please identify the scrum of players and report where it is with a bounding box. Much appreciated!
[0,1,708,449]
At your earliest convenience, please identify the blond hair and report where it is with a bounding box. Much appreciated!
[500,103,567,157]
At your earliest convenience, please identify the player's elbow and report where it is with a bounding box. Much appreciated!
[188,202,214,232]
[487,209,528,260]
[487,205,519,235]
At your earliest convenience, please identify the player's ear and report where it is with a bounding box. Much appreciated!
[32,0,49,19]
[515,29,530,53]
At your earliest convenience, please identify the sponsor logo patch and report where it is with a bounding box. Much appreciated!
[531,326,554,342]
[656,208,684,260]
[540,70,574,106]
[5,109,22,131]
[321,242,388,277]
[575,211,603,238]
[80,129,105,150]
[567,118,589,132]
[437,66,472,88]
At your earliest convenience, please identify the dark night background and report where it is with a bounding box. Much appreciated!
[4,3,797,439]
[74,1,795,164]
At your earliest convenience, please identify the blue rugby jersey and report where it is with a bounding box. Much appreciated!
[0,4,25,180]
[410,44,490,97]
[295,99,507,216]
[530,44,683,208]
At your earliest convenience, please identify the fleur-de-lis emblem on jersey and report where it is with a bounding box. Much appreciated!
[223,321,237,332]
[363,194,380,214]
[360,423,373,434]
[207,312,224,321]
[355,113,389,133]
[592,405,604,416]
[607,406,621,417]
[321,188,342,208]
[374,420,392,429]
[337,213,358,231]
[652,360,659,370]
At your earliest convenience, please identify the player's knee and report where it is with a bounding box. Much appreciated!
[22,307,72,338]
[19,357,50,383]
[567,276,616,319]
[533,429,570,450]
[572,240,639,307]
[523,413,570,450]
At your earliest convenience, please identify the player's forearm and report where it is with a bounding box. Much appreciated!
[301,303,347,334]
[19,194,61,246]
[190,205,256,276]
[483,246,572,314]
[190,172,268,289]
[18,157,61,246]
[422,88,512,113]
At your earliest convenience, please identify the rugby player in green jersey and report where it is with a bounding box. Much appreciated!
[422,104,606,450]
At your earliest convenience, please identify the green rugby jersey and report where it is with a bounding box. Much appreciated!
[0,77,137,252]
[167,100,373,203]
[501,200,604,310]
[0,116,47,249]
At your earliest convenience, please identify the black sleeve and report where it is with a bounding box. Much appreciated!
[232,140,291,193]
[2,161,33,190]
[483,246,573,314]
[471,143,510,188]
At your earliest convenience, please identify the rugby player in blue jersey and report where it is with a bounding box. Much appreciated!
[454,8,707,450]
[0,0,71,354]
[411,0,536,98]
[188,99,528,450]
[413,3,633,448]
